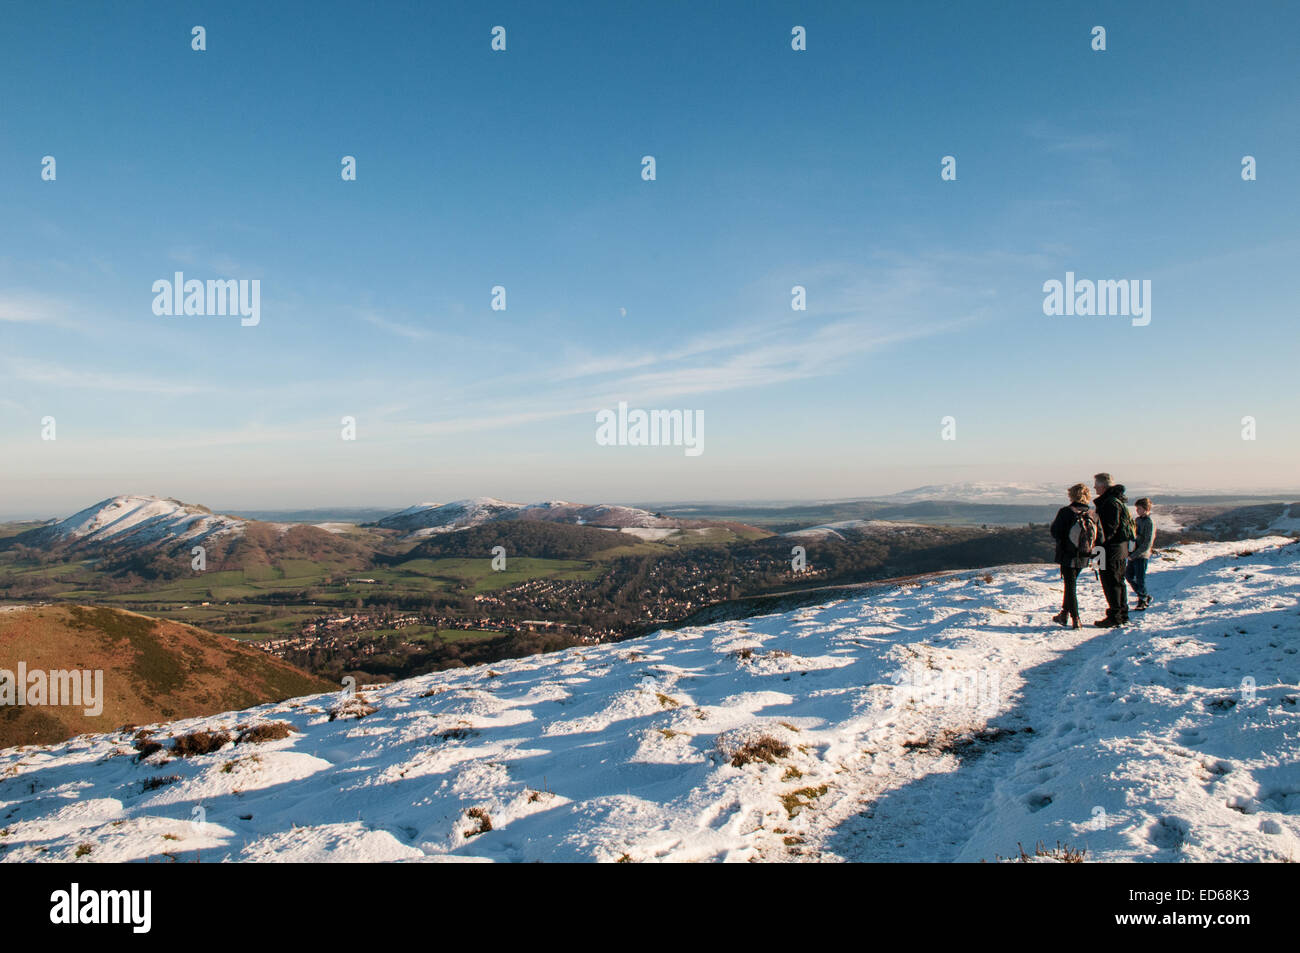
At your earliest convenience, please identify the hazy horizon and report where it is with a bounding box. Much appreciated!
[5,473,1300,524]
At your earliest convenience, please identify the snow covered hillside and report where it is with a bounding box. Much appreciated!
[373,497,526,535]
[876,481,1197,505]
[2,539,1298,863]
[373,497,687,538]
[33,496,244,551]
[784,519,929,541]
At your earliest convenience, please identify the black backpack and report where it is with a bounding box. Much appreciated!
[1068,508,1101,562]
[1118,504,1137,541]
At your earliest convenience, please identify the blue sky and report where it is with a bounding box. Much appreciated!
[2,0,1298,516]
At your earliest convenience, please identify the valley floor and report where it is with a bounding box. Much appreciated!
[2,538,1298,862]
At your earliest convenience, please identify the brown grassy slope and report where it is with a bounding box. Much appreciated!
[0,605,334,749]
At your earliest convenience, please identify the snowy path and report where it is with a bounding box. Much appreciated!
[1,539,1297,863]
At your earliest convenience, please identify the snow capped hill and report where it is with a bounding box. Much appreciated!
[1270,505,1300,534]
[373,498,525,535]
[514,501,676,529]
[784,519,929,541]
[3,538,1298,863]
[879,482,1065,504]
[374,497,680,538]
[34,496,244,551]
[877,481,1194,506]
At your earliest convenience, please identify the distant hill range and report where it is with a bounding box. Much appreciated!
[5,488,1298,561]
[0,605,333,748]
[368,496,731,539]
[652,484,1300,534]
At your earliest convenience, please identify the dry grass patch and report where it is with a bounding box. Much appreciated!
[328,695,377,721]
[171,730,232,757]
[133,739,164,762]
[141,774,182,792]
[236,721,297,744]
[1002,840,1087,863]
[724,734,791,768]
[220,754,261,774]
[463,807,492,838]
[780,784,828,819]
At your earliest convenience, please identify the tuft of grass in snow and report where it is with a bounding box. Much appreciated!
[133,738,164,761]
[901,725,1025,758]
[221,754,261,774]
[999,841,1087,863]
[781,785,828,819]
[437,723,478,741]
[237,721,297,744]
[463,807,493,838]
[141,774,182,792]
[726,735,791,767]
[328,695,377,721]
[171,730,232,757]
[655,692,679,708]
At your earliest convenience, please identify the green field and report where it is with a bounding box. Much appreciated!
[367,556,600,594]
[1,550,633,640]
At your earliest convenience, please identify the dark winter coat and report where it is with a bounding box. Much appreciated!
[1050,503,1091,565]
[1094,484,1130,546]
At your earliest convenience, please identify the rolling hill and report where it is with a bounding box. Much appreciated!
[0,605,334,748]
[1,496,375,579]
[24,496,244,551]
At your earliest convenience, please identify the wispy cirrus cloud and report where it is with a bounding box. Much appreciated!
[0,293,73,325]
[545,253,993,404]
[168,247,257,276]
[1,358,210,396]
[1024,120,1123,155]
[378,256,994,439]
[358,310,433,341]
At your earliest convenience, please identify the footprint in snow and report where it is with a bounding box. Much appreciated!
[1025,791,1054,813]
[1149,816,1189,851]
